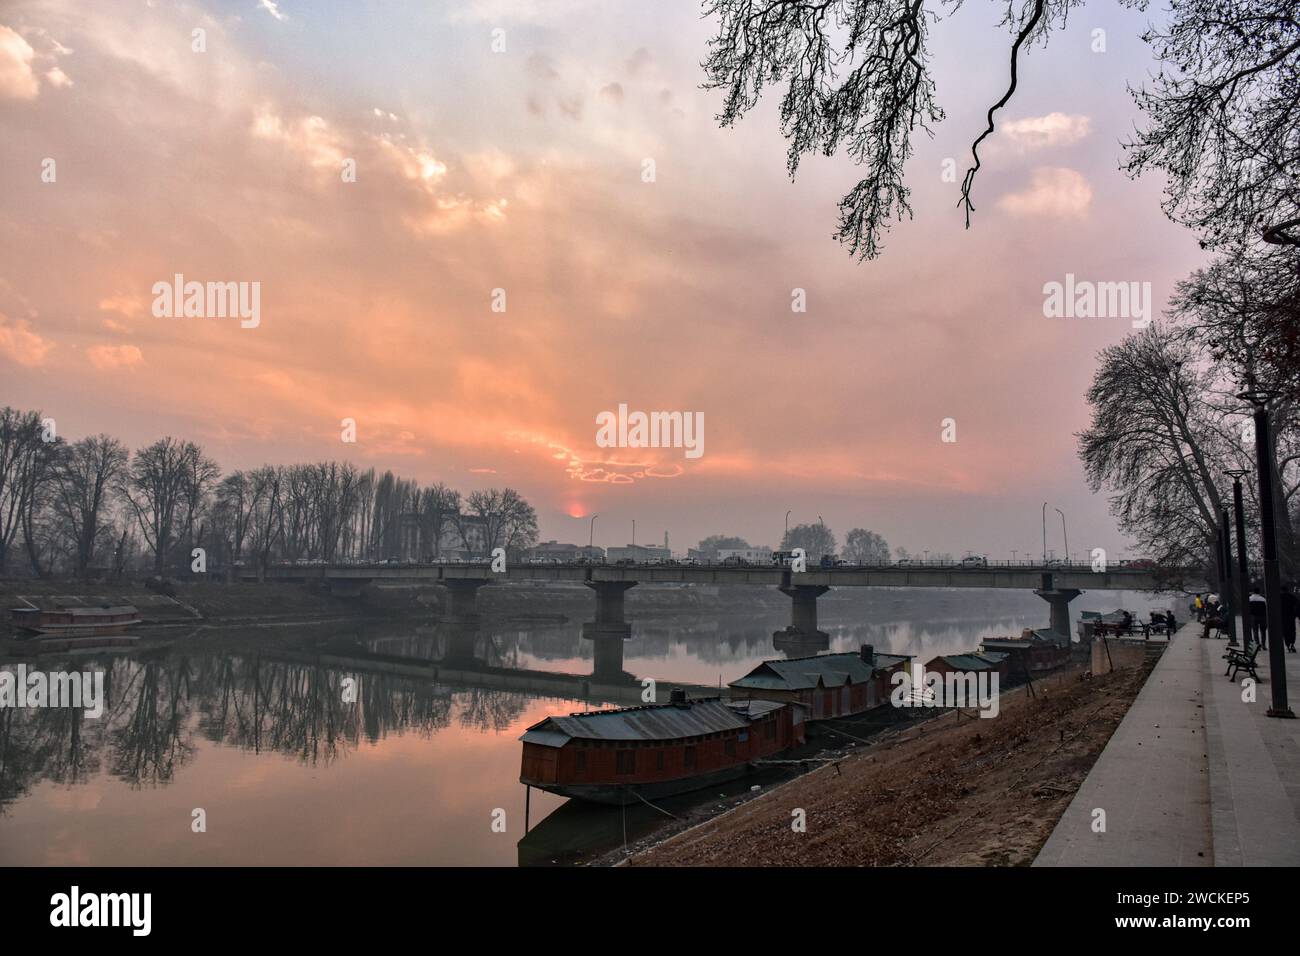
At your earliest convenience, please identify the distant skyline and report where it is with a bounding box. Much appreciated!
[0,0,1206,560]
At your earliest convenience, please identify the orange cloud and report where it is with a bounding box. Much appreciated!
[86,344,143,370]
[0,312,52,366]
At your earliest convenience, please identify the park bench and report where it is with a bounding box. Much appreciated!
[1223,644,1262,682]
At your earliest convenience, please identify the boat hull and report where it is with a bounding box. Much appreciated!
[525,762,762,806]
[16,620,141,637]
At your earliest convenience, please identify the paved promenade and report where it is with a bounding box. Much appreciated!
[1035,623,1300,866]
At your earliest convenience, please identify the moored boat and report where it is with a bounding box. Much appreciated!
[519,690,806,805]
[9,605,142,638]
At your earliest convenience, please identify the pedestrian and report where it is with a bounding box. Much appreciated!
[1281,584,1298,653]
[1194,593,1204,621]
[1165,610,1177,635]
[1248,587,1268,650]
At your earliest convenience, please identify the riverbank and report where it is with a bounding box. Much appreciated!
[621,660,1154,866]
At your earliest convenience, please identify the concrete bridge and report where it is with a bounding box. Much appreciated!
[241,561,1204,676]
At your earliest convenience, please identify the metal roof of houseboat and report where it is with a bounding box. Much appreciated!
[519,698,766,747]
[931,653,1007,671]
[728,650,910,692]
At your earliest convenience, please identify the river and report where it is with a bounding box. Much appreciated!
[0,587,1172,865]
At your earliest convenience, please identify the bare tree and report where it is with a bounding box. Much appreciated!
[246,466,285,579]
[420,482,461,560]
[464,488,539,557]
[843,527,891,563]
[0,408,59,575]
[1078,326,1235,573]
[1168,251,1300,570]
[51,435,128,577]
[701,0,1080,259]
[780,521,837,559]
[120,438,219,578]
[1124,0,1300,249]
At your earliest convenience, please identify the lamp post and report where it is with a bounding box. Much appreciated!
[1041,502,1048,565]
[589,514,598,551]
[1055,508,1068,567]
[632,519,635,548]
[1218,508,1237,647]
[1226,469,1251,650]
[785,510,791,537]
[1238,390,1294,718]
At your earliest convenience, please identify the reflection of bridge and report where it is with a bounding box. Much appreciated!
[270,626,719,707]
[243,562,1203,674]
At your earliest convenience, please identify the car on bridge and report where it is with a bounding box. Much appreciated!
[960,555,988,568]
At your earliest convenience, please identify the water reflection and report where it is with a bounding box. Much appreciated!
[0,589,1164,864]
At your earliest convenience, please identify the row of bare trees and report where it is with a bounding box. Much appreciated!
[1078,255,1300,580]
[0,412,539,580]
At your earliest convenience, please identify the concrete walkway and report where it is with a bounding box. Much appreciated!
[1034,623,1300,866]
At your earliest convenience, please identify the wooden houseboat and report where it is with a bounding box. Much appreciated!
[978,630,1071,675]
[9,605,142,638]
[925,651,1010,683]
[727,645,912,720]
[519,690,805,805]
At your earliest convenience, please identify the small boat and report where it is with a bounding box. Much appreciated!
[28,635,141,654]
[10,605,142,638]
[519,690,806,805]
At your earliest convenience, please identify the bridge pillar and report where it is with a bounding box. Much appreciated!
[582,581,637,679]
[1035,587,1082,642]
[441,578,490,625]
[327,579,368,599]
[441,621,481,665]
[775,585,831,643]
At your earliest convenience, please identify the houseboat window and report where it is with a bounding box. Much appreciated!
[684,746,697,769]
[738,731,748,743]
[616,750,636,775]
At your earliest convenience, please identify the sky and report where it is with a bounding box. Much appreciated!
[0,0,1208,560]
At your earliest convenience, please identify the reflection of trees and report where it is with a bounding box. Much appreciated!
[2,646,533,804]
[0,655,142,810]
[457,687,529,733]
[110,656,195,787]
[0,696,100,810]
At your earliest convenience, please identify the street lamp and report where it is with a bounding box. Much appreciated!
[1055,508,1069,567]
[1041,502,1048,565]
[785,510,791,537]
[1011,549,1018,564]
[632,518,635,547]
[1226,469,1251,650]
[589,514,599,550]
[1237,389,1294,718]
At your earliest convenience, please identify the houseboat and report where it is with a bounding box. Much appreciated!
[519,690,805,805]
[979,629,1071,675]
[925,651,1010,683]
[728,645,912,720]
[9,604,142,638]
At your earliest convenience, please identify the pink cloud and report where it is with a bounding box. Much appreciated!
[998,167,1093,218]
[0,312,52,366]
[0,25,39,100]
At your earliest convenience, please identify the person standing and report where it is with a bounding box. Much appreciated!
[1248,587,1268,650]
[1281,584,1298,653]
